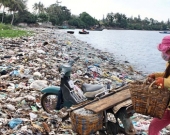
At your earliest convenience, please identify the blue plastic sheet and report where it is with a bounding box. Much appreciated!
[8,118,23,129]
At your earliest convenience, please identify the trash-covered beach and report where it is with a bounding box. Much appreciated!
[0,27,169,135]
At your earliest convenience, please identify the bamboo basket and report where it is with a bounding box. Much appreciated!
[129,81,170,119]
[70,108,103,135]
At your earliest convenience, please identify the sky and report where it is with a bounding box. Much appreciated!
[27,0,170,22]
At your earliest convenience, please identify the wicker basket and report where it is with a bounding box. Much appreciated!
[129,81,170,119]
[70,108,103,135]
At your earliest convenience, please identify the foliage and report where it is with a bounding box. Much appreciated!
[15,10,37,24]
[0,23,12,30]
[104,12,170,30]
[68,17,86,28]
[32,2,45,14]
[0,0,11,23]
[45,4,71,25]
[38,13,48,22]
[0,13,14,24]
[1,0,170,30]
[9,0,27,25]
[49,15,59,25]
[0,23,33,38]
[0,0,28,25]
[9,0,26,12]
[0,29,32,37]
[79,12,98,28]
[105,12,128,28]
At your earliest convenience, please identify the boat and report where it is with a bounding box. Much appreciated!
[79,31,89,34]
[87,28,104,31]
[57,25,69,29]
[67,31,74,34]
[159,31,170,34]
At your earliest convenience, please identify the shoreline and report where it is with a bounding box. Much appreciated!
[59,28,155,76]
[0,27,153,134]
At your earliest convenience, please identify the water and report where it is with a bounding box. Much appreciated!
[62,29,169,74]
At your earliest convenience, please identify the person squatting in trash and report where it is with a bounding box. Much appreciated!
[147,35,170,135]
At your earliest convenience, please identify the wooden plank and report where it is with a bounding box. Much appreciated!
[84,89,131,113]
[68,85,129,112]
[113,99,132,113]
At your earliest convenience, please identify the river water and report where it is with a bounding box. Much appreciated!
[61,29,169,75]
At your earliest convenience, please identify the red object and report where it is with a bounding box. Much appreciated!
[158,36,170,53]
[155,77,164,89]
[93,71,98,78]
[148,110,170,135]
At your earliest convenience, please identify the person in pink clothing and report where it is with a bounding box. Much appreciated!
[148,35,170,135]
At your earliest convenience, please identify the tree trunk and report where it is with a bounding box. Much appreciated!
[11,12,15,25]
[1,6,5,23]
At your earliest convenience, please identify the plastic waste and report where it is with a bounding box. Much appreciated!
[9,118,23,129]
[37,49,46,54]
[10,70,19,76]
[0,93,7,99]
[106,82,111,90]
[0,70,7,75]
[31,106,38,111]
[33,72,42,78]
[30,80,48,90]
[87,65,102,75]
[24,95,36,101]
[29,112,37,120]
[6,104,15,111]
[6,83,15,92]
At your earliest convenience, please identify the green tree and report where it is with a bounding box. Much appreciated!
[68,16,85,28]
[79,12,98,28]
[45,3,71,25]
[60,6,71,22]
[105,12,127,28]
[38,13,48,22]
[33,2,45,14]
[15,10,37,24]
[142,17,150,25]
[114,13,127,28]
[137,15,141,23]
[45,4,61,25]
[0,0,10,23]
[106,12,115,26]
[8,0,27,25]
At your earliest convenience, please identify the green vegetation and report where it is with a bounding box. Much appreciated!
[0,29,32,38]
[68,12,98,28]
[0,0,170,30]
[0,23,33,38]
[0,23,12,30]
[103,13,170,30]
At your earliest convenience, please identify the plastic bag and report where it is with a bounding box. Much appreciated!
[30,80,48,90]
[9,118,23,128]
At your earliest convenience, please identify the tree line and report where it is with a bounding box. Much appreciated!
[0,0,170,30]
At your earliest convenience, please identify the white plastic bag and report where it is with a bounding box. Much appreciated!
[30,80,48,90]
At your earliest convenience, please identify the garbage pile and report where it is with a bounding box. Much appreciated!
[0,27,169,135]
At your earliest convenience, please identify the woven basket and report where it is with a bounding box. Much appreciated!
[129,81,170,119]
[70,108,103,135]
